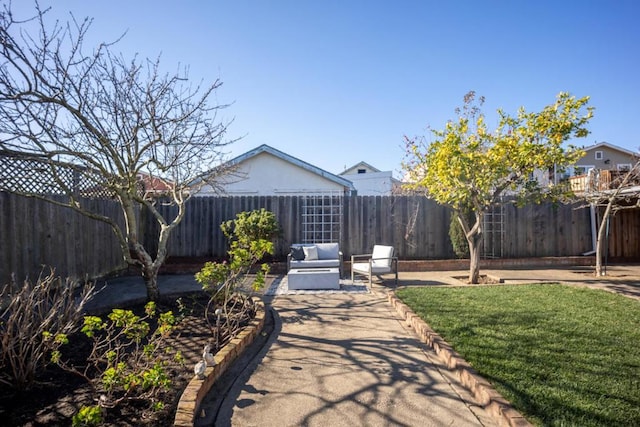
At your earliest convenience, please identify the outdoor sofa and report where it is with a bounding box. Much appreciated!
[287,242,343,277]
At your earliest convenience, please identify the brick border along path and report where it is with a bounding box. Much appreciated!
[388,291,532,427]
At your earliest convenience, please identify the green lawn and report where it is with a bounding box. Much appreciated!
[396,284,640,427]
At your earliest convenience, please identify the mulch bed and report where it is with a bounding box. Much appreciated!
[0,291,235,426]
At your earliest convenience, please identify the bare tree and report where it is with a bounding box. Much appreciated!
[0,3,232,300]
[579,160,640,276]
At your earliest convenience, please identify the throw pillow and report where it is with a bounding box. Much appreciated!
[290,246,305,261]
[303,245,318,260]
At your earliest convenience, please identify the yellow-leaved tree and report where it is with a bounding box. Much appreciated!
[403,92,593,283]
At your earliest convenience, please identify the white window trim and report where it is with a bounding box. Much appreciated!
[617,163,632,171]
[595,151,603,160]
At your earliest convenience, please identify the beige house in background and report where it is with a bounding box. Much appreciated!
[532,142,639,186]
[569,142,638,176]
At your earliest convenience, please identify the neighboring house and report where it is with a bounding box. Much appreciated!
[528,142,639,189]
[137,172,174,196]
[568,142,638,177]
[565,142,640,194]
[195,144,355,196]
[339,161,400,196]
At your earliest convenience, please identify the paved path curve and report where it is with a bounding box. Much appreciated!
[197,289,497,427]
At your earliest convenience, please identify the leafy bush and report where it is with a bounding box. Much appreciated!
[55,302,181,415]
[196,209,279,348]
[449,210,473,259]
[0,269,94,389]
[196,208,279,296]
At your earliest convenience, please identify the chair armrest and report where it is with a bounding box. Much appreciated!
[371,255,398,262]
[350,253,372,263]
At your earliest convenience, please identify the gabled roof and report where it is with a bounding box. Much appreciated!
[340,161,381,175]
[226,144,355,190]
[582,142,639,157]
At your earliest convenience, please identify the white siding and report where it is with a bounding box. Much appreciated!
[345,171,394,195]
[197,152,347,196]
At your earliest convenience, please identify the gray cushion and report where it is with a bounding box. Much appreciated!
[314,243,339,259]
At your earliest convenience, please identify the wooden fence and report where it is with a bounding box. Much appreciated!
[1,193,601,285]
[605,207,640,258]
[0,192,125,285]
[145,196,457,260]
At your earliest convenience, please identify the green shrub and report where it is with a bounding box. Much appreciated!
[196,208,280,295]
[448,210,473,259]
[196,209,279,348]
[56,302,180,416]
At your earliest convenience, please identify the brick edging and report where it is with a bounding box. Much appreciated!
[387,291,532,427]
[173,298,266,426]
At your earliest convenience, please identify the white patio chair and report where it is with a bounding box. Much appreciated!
[351,245,398,286]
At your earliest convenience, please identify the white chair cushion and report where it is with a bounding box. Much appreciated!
[371,245,394,267]
[352,262,390,275]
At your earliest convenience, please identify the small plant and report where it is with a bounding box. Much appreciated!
[196,209,279,346]
[72,405,103,427]
[55,301,180,415]
[0,269,94,390]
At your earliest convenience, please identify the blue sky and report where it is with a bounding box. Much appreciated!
[11,1,640,177]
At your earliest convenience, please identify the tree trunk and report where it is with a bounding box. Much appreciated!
[141,264,161,301]
[468,234,481,284]
[463,212,483,284]
[595,201,613,276]
[129,240,162,302]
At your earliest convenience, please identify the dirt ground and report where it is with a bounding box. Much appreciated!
[0,292,215,426]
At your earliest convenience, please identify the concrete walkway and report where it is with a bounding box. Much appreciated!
[199,289,497,427]
[83,274,202,313]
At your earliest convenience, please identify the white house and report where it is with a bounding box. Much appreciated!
[195,144,355,196]
[339,161,400,196]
